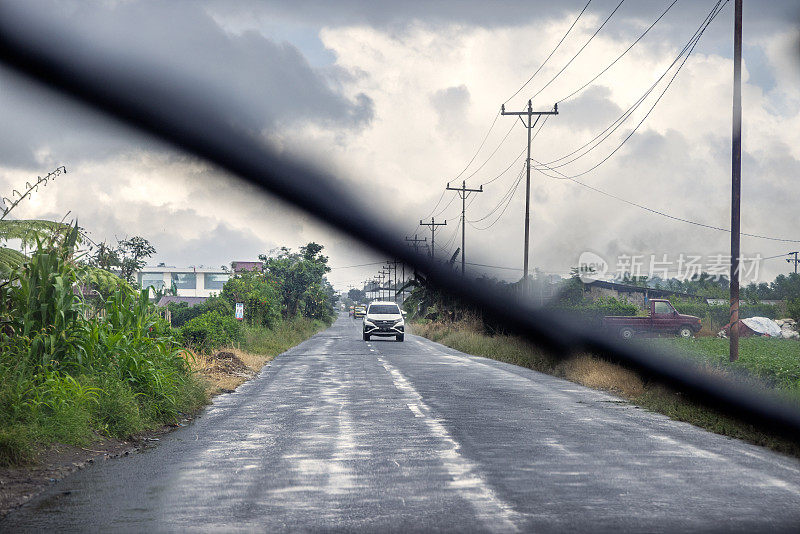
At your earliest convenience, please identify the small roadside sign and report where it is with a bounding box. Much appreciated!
[235,302,244,321]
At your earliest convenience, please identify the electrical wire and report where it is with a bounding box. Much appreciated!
[460,122,517,183]
[468,169,526,230]
[449,111,501,183]
[503,0,593,105]
[532,157,800,243]
[528,0,626,103]
[539,4,718,179]
[477,114,549,188]
[536,0,725,171]
[432,192,458,218]
[468,164,525,223]
[555,0,679,104]
[330,261,386,270]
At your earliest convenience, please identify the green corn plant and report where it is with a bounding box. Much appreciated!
[8,225,86,368]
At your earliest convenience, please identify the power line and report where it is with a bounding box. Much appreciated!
[330,261,386,270]
[449,111,501,183]
[469,169,526,230]
[532,157,800,243]
[478,115,550,187]
[528,0,626,102]
[468,164,526,223]
[536,0,727,172]
[503,0,594,105]
[540,17,711,178]
[470,173,522,230]
[461,122,517,183]
[555,0,679,104]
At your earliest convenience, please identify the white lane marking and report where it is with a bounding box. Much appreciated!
[406,403,424,418]
[377,356,521,532]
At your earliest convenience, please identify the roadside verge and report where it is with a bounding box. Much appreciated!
[0,318,329,518]
[413,320,800,458]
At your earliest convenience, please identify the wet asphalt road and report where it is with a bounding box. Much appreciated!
[4,314,800,532]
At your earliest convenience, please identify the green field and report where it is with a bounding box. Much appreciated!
[645,337,800,396]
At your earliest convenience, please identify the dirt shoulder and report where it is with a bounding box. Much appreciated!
[0,347,272,519]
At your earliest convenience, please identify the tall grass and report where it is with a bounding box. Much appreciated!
[0,235,206,465]
[240,317,328,357]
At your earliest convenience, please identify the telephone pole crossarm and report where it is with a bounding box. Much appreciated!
[420,217,447,258]
[405,234,428,254]
[446,180,483,277]
[501,100,559,297]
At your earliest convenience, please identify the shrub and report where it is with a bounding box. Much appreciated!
[0,237,208,464]
[741,302,778,320]
[547,297,638,328]
[788,298,800,323]
[221,271,281,327]
[168,295,232,328]
[181,311,242,353]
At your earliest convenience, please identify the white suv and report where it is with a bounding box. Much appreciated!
[363,301,405,342]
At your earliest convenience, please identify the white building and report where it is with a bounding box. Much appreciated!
[137,265,230,298]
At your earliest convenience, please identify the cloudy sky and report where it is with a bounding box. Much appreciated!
[1,0,799,290]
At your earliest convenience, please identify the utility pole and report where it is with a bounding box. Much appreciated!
[420,217,447,258]
[380,268,390,300]
[446,180,483,277]
[383,261,399,302]
[501,99,558,296]
[730,0,742,362]
[405,234,427,254]
[787,252,800,274]
[372,277,380,301]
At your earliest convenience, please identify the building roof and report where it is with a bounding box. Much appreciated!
[140,266,228,274]
[156,296,209,308]
[232,261,263,272]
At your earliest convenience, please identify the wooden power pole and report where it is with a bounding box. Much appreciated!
[420,218,446,258]
[446,180,483,278]
[730,0,742,362]
[501,100,558,296]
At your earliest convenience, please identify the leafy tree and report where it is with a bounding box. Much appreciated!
[117,236,156,284]
[260,242,334,319]
[348,288,366,303]
[90,241,121,271]
[221,270,281,327]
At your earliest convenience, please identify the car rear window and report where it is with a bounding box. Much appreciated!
[369,304,400,315]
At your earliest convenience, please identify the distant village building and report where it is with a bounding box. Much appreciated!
[137,265,230,298]
[232,260,263,273]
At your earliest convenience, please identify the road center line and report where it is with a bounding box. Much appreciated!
[377,356,521,532]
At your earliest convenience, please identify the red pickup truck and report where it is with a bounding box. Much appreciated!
[602,299,702,339]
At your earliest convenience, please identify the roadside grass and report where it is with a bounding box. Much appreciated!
[188,317,328,395]
[413,321,800,457]
[0,364,207,466]
[0,318,329,467]
[239,317,328,356]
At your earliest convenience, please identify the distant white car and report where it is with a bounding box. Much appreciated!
[363,301,405,342]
